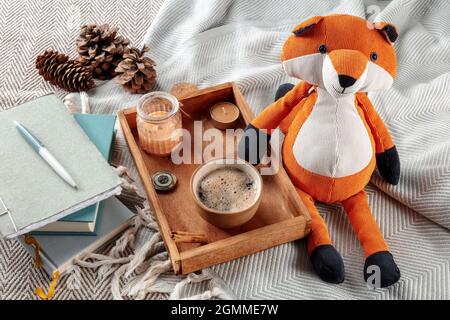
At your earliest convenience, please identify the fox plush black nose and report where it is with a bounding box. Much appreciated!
[338,75,357,88]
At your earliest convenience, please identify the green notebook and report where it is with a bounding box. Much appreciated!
[33,113,117,235]
[0,95,122,239]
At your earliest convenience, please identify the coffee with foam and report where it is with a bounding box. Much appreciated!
[197,167,257,212]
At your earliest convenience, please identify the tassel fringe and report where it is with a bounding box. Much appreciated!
[169,268,235,300]
[35,271,60,300]
[24,234,42,268]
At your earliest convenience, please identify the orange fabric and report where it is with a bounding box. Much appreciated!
[281,14,397,77]
[284,154,375,203]
[328,49,367,80]
[342,190,388,257]
[291,16,324,34]
[251,81,312,132]
[356,92,394,154]
[296,188,332,254]
[278,98,307,134]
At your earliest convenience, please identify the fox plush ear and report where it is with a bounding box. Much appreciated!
[292,16,323,36]
[374,22,398,44]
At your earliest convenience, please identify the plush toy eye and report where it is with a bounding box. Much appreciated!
[318,44,327,54]
[370,52,378,61]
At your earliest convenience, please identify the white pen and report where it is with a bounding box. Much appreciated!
[14,121,78,189]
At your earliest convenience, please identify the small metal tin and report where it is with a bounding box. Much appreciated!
[152,171,177,192]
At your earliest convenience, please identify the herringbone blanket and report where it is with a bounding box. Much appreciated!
[1,0,450,299]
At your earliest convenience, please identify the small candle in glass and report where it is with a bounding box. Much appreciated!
[137,92,182,157]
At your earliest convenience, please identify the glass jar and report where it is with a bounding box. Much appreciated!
[137,92,182,157]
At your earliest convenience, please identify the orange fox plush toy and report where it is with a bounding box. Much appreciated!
[239,14,401,287]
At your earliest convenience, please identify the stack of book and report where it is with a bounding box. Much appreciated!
[0,95,135,279]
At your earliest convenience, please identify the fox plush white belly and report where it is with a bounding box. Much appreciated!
[239,14,401,287]
[293,87,373,178]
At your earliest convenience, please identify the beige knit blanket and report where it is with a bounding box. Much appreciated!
[1,0,450,300]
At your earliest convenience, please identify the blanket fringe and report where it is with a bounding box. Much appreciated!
[80,91,90,114]
[169,268,235,300]
[125,232,162,277]
[123,258,172,299]
[113,165,146,199]
[111,264,128,300]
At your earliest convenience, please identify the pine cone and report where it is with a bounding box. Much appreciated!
[36,50,94,92]
[115,45,157,94]
[76,24,130,80]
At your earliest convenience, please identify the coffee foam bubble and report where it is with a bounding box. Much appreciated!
[197,167,257,212]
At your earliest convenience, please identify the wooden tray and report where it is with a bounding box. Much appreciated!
[118,82,311,275]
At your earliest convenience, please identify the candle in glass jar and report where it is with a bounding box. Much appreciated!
[137,92,182,157]
[210,102,240,130]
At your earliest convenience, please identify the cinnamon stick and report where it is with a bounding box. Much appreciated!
[171,231,208,244]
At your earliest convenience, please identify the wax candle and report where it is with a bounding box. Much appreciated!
[210,102,240,130]
[137,92,182,157]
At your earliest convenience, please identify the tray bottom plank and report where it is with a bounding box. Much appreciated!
[178,215,309,275]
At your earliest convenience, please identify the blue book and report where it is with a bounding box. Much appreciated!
[20,196,135,276]
[33,113,116,235]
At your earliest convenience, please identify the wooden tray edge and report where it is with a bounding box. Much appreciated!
[117,109,183,274]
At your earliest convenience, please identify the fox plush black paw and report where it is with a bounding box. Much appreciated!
[275,83,295,101]
[364,251,400,288]
[310,245,345,284]
[238,124,270,165]
[376,146,400,185]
